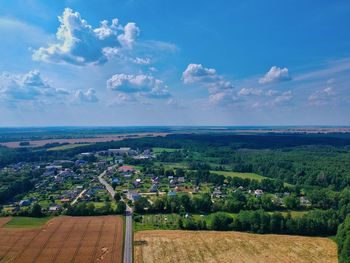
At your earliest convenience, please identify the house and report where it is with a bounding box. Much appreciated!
[118,165,135,174]
[49,205,62,212]
[59,169,75,177]
[169,179,176,187]
[211,188,223,198]
[60,198,71,203]
[254,189,264,197]
[177,177,185,183]
[19,200,31,206]
[108,147,136,156]
[300,196,311,206]
[151,176,159,183]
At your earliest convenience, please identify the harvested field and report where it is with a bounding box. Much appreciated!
[0,132,168,148]
[134,230,338,263]
[0,216,123,263]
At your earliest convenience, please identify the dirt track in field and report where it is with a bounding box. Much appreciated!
[134,230,338,263]
[0,216,123,263]
[0,218,11,227]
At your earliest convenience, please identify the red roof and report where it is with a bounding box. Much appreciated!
[118,165,135,172]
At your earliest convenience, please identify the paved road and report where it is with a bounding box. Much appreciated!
[123,206,133,263]
[98,167,133,263]
[98,170,116,197]
[70,189,87,205]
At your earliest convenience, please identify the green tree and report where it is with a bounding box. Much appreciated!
[30,203,43,217]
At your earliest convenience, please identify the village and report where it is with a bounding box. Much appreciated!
[0,146,312,218]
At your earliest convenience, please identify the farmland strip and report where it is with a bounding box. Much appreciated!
[8,219,59,262]
[90,220,105,263]
[30,219,64,263]
[70,219,92,263]
[110,222,118,263]
[52,219,78,263]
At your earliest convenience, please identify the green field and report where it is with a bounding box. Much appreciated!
[47,143,91,151]
[211,170,267,181]
[4,217,52,228]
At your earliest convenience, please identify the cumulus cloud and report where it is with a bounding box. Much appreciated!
[117,23,140,49]
[74,88,98,103]
[0,70,69,103]
[107,73,171,102]
[32,8,140,65]
[0,70,99,106]
[182,63,237,105]
[259,66,291,84]
[182,64,218,84]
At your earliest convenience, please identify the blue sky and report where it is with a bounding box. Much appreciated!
[0,0,350,126]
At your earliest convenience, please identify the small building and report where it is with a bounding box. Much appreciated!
[211,188,223,198]
[177,177,185,183]
[19,200,31,206]
[254,189,264,197]
[300,196,311,206]
[118,165,135,174]
[60,198,71,203]
[49,205,62,212]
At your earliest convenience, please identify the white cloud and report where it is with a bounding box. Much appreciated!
[182,63,237,105]
[94,19,119,40]
[132,57,151,65]
[107,73,171,102]
[0,70,69,103]
[74,88,98,103]
[238,88,263,96]
[274,90,293,104]
[32,8,140,66]
[259,66,291,84]
[308,87,336,106]
[117,23,140,49]
[0,70,99,106]
[182,64,218,84]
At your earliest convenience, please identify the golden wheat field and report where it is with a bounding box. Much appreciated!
[134,230,338,263]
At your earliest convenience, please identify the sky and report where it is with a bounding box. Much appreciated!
[0,0,350,126]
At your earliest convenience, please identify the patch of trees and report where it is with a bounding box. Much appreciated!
[65,201,125,216]
[337,215,350,263]
[179,209,339,236]
[0,170,38,204]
